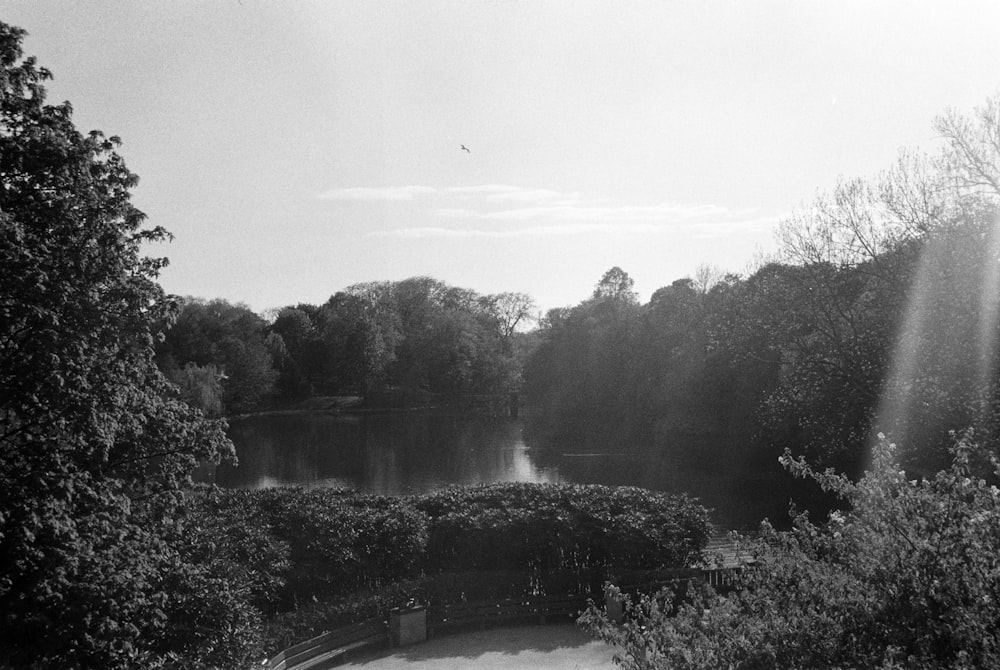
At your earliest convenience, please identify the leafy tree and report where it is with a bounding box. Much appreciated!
[632,278,719,455]
[0,23,255,668]
[218,333,278,411]
[168,362,225,416]
[318,289,401,394]
[158,298,277,412]
[876,209,1000,471]
[525,268,643,444]
[269,304,322,396]
[594,266,639,304]
[262,278,528,403]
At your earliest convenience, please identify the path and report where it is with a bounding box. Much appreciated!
[338,624,618,670]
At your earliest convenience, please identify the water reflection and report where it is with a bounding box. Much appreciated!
[208,412,562,495]
[535,452,805,530]
[203,411,810,530]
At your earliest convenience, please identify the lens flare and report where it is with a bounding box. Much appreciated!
[874,212,1000,469]
[976,213,1000,395]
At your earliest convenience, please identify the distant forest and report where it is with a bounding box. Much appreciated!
[155,280,536,413]
[524,222,993,476]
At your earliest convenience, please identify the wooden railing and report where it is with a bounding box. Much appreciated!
[428,593,589,635]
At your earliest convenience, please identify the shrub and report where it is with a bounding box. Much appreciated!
[582,433,1000,669]
[254,488,430,600]
[415,483,711,576]
[184,481,712,663]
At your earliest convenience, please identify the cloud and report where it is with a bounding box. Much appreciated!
[687,215,783,238]
[325,182,779,239]
[442,185,582,204]
[369,216,779,240]
[432,207,480,218]
[317,185,440,201]
[372,223,659,239]
[318,184,581,205]
[473,202,741,222]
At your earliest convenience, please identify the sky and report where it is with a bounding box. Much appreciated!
[5,1,1000,316]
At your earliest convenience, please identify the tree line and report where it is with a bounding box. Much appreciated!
[155,280,535,414]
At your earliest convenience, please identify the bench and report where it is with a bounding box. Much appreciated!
[699,535,755,589]
[265,619,387,670]
[427,594,588,635]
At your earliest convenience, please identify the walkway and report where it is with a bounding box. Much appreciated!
[338,624,618,670]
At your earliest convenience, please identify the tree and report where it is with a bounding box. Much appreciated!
[594,266,638,304]
[168,362,225,416]
[269,304,321,396]
[936,93,1000,200]
[692,263,722,295]
[525,269,643,445]
[762,93,1000,469]
[480,291,536,341]
[158,299,278,412]
[0,23,256,668]
[306,291,390,395]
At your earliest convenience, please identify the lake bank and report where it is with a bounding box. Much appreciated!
[227,393,520,420]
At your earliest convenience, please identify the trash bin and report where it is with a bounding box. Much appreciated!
[389,604,427,647]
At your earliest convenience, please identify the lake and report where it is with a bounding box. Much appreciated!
[202,411,821,530]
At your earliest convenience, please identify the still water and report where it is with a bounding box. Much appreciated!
[204,411,809,530]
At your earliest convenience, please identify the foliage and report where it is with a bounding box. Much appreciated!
[414,483,710,575]
[231,483,708,657]
[0,22,248,669]
[261,570,535,652]
[581,434,1000,669]
[157,298,277,413]
[168,362,225,416]
[261,579,423,652]
[266,488,430,599]
[525,268,775,467]
[187,488,431,611]
[524,268,644,445]
[186,483,709,637]
[594,266,639,304]
[175,279,534,410]
[179,489,292,616]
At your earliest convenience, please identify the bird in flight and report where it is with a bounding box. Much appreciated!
[460,145,470,153]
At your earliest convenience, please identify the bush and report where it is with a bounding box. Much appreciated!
[582,433,1000,669]
[414,483,711,576]
[184,482,712,663]
[180,489,292,615]
[224,488,430,603]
